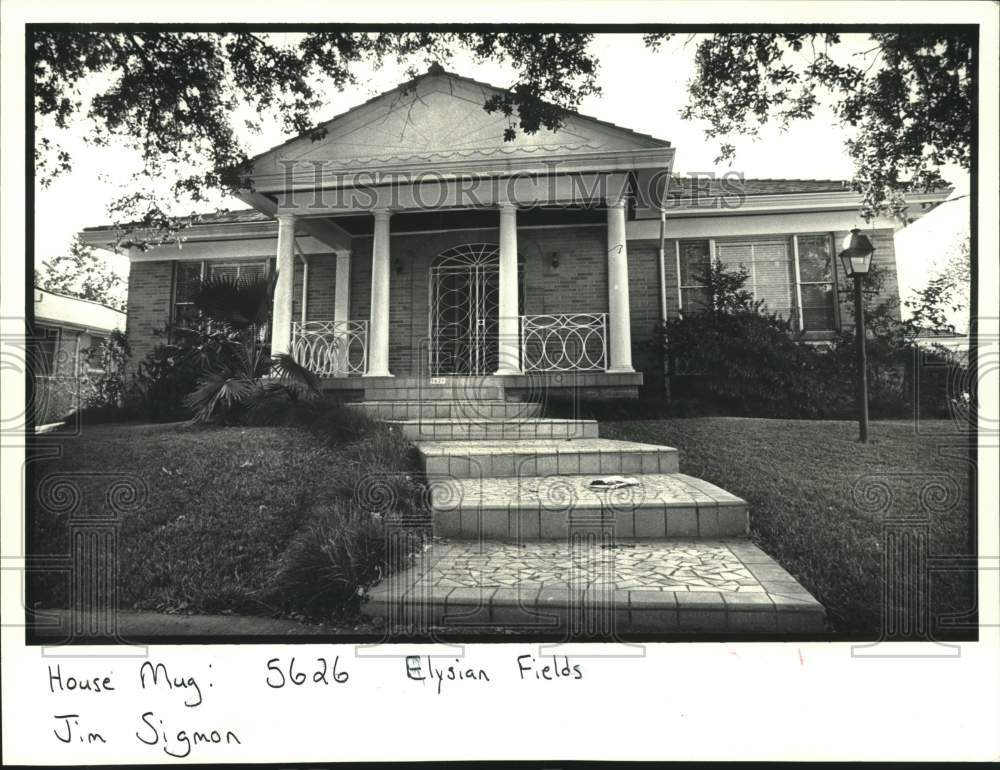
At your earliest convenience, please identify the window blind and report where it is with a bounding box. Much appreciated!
[716,241,795,321]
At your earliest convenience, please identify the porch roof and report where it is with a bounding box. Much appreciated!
[79,177,952,240]
[241,66,676,201]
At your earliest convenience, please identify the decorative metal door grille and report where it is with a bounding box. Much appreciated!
[429,244,521,376]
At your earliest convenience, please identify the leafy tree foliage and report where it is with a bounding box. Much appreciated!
[903,240,971,335]
[646,31,972,219]
[35,30,970,229]
[34,236,126,310]
[691,260,763,315]
[33,31,600,231]
[83,328,131,408]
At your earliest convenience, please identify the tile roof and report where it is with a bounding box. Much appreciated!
[82,208,271,232]
[667,177,853,200]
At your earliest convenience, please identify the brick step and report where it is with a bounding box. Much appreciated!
[389,418,598,442]
[351,400,541,420]
[366,385,506,401]
[430,473,748,540]
[417,438,679,478]
[365,539,827,636]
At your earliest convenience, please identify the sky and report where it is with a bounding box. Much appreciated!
[34,32,969,285]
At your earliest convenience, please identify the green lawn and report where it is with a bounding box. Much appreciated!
[30,413,975,639]
[600,417,976,637]
[29,413,427,621]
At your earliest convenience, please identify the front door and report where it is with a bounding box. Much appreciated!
[429,244,503,376]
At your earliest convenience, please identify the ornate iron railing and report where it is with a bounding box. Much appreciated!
[520,313,608,372]
[291,320,368,376]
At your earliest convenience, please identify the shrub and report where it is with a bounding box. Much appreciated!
[668,310,849,417]
[83,329,131,409]
[645,259,965,419]
[182,273,320,423]
[249,397,429,617]
[130,272,321,423]
[271,500,422,615]
[131,339,205,421]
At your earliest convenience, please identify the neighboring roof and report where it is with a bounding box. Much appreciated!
[34,288,126,332]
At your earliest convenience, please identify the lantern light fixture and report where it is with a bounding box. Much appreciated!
[838,228,875,277]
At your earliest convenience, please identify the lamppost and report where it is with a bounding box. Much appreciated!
[839,228,876,442]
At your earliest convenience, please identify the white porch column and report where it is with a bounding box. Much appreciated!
[333,249,351,325]
[495,203,521,375]
[332,249,352,377]
[272,214,296,356]
[606,198,635,373]
[365,209,392,377]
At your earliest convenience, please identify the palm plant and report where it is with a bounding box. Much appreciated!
[182,271,320,423]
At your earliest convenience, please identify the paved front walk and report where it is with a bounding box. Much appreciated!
[362,379,828,637]
[367,538,826,635]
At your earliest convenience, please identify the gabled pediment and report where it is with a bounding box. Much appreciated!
[248,70,671,191]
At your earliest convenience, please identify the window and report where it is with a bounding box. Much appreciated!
[84,334,106,374]
[715,240,796,322]
[172,260,268,327]
[794,234,838,332]
[30,326,61,376]
[173,261,204,327]
[675,234,841,333]
[207,262,266,282]
[676,240,712,314]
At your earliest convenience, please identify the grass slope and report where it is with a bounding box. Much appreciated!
[30,411,427,620]
[600,417,975,637]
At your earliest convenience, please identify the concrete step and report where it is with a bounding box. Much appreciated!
[418,438,680,478]
[365,539,827,636]
[429,473,748,540]
[366,384,506,401]
[364,376,502,388]
[390,418,598,442]
[351,400,541,420]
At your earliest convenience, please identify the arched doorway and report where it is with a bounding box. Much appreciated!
[428,243,523,376]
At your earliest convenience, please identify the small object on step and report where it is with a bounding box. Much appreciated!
[587,475,640,490]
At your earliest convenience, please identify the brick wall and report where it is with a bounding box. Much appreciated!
[347,224,612,377]
[124,260,174,375]
[834,227,900,327]
[291,253,338,325]
[119,225,901,388]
